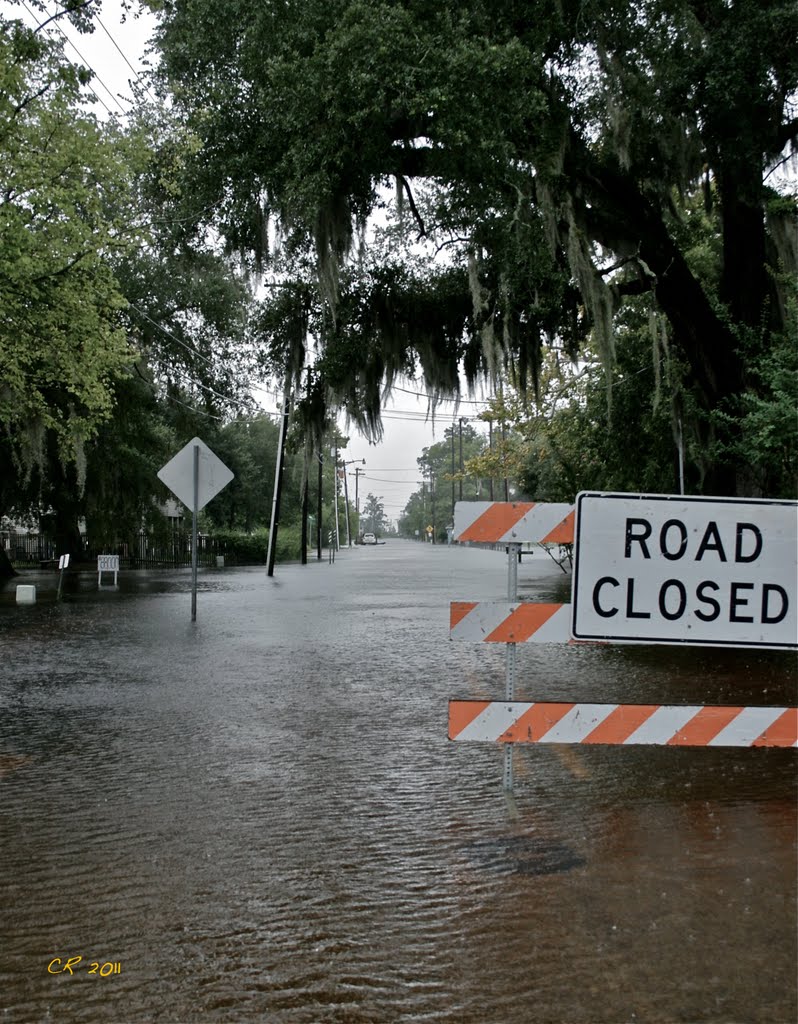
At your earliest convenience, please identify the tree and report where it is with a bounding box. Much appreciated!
[361,493,388,537]
[202,414,279,532]
[147,0,798,496]
[0,10,142,484]
[400,423,488,540]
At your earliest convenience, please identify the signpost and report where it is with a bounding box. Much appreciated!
[571,493,797,649]
[97,554,120,586]
[449,496,798,792]
[157,437,234,621]
[56,553,70,601]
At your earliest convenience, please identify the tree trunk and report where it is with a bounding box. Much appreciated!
[578,155,748,494]
[0,546,17,579]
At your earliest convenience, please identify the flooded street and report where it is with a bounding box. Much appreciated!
[1,541,795,1023]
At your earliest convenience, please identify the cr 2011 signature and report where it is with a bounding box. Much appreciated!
[48,957,121,976]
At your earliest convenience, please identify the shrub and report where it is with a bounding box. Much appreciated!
[212,525,308,565]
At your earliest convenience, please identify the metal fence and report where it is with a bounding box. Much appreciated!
[4,531,229,570]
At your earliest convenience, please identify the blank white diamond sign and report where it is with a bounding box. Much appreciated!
[158,437,234,511]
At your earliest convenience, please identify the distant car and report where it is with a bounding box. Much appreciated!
[362,532,377,545]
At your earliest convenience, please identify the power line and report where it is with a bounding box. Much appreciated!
[19,0,119,116]
[95,11,157,104]
[152,357,254,410]
[23,1,129,115]
[130,303,220,369]
[388,383,492,406]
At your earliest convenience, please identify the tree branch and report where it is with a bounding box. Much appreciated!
[31,0,96,36]
[397,174,426,240]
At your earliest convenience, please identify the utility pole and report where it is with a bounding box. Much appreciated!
[354,465,365,515]
[353,464,366,536]
[488,419,494,501]
[430,469,436,544]
[342,460,351,547]
[450,427,455,522]
[502,420,509,501]
[317,449,323,561]
[333,439,340,551]
[458,417,467,501]
[300,441,309,566]
[267,377,292,577]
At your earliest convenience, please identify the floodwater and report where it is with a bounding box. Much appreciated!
[0,541,795,1024]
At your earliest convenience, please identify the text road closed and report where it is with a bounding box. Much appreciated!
[571,493,797,649]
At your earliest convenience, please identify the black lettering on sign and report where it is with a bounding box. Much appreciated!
[593,577,619,617]
[659,520,688,561]
[624,519,652,559]
[695,580,722,621]
[735,523,762,563]
[762,584,788,624]
[695,521,727,562]
[625,578,651,619]
[659,579,687,620]
[729,582,755,623]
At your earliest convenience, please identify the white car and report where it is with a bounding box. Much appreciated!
[362,532,377,544]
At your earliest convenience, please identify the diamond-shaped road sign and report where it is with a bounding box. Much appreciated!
[157,437,234,511]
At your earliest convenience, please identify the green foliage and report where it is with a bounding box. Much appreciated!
[274,524,306,563]
[0,14,140,474]
[399,423,488,539]
[711,326,798,498]
[147,0,798,495]
[360,493,388,536]
[212,527,269,565]
[201,415,280,532]
[203,525,307,565]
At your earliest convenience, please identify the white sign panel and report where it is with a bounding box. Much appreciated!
[157,437,234,512]
[571,492,797,649]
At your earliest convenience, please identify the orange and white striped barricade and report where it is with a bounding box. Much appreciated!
[450,601,573,644]
[450,501,580,787]
[449,701,798,748]
[449,496,797,790]
[454,501,574,546]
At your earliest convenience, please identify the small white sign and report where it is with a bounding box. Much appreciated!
[58,554,70,570]
[571,492,797,649]
[157,437,234,512]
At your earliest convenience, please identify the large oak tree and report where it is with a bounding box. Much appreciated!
[147,0,796,495]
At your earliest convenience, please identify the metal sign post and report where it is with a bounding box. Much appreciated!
[191,443,199,621]
[56,553,70,601]
[157,437,234,621]
[504,543,520,792]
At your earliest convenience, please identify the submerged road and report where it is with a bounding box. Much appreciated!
[1,541,795,1023]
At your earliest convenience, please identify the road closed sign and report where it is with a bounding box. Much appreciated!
[571,493,797,649]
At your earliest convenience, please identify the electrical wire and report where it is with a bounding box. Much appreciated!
[130,303,220,369]
[152,357,253,410]
[388,383,492,405]
[21,0,129,116]
[95,11,157,104]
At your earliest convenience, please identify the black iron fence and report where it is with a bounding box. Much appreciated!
[3,531,229,570]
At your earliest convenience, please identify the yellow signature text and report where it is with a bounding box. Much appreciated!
[48,957,121,976]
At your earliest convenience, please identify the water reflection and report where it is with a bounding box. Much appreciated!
[1,544,795,1022]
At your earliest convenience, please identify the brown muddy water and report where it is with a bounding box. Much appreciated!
[0,541,795,1023]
